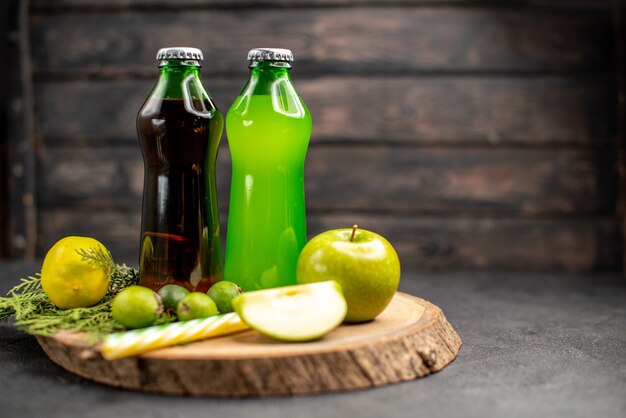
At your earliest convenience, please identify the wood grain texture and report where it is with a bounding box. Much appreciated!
[4,0,37,259]
[309,214,622,272]
[22,2,624,273]
[36,293,460,396]
[29,7,613,76]
[30,0,616,7]
[0,0,9,258]
[34,76,617,146]
[37,209,621,272]
[616,4,626,273]
[37,146,618,215]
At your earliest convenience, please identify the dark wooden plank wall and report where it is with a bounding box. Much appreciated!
[616,4,626,273]
[2,0,37,259]
[15,0,624,271]
[0,0,8,258]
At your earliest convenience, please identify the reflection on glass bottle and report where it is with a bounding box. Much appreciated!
[137,47,223,292]
[224,48,311,291]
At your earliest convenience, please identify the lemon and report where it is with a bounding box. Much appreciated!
[41,236,111,309]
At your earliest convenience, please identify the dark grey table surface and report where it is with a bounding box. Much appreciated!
[0,261,624,418]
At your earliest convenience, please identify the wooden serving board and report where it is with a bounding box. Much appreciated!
[36,293,461,397]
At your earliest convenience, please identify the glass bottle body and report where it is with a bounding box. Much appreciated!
[137,60,223,292]
[224,61,311,291]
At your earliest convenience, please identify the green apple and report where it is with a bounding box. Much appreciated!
[297,225,400,322]
[231,281,347,342]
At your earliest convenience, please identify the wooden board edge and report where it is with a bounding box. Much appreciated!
[35,293,461,396]
[41,293,459,359]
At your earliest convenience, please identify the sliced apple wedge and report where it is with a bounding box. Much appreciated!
[231,281,347,342]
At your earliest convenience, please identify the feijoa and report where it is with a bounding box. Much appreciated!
[177,292,218,321]
[158,284,190,312]
[207,281,243,313]
[111,285,163,329]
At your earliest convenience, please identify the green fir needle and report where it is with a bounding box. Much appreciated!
[0,259,172,343]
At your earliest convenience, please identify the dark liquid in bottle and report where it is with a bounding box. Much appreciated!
[137,98,223,292]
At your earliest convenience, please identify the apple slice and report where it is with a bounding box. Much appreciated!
[231,281,347,342]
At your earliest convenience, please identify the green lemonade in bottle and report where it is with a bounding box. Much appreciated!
[225,48,311,291]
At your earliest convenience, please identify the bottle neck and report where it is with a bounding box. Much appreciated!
[159,60,202,81]
[250,60,291,72]
[245,61,293,96]
[152,60,207,101]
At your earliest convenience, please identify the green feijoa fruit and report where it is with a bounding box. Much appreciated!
[177,292,218,321]
[158,284,190,312]
[207,281,243,313]
[111,285,163,329]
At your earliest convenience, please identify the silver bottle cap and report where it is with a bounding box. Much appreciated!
[247,48,294,62]
[156,47,203,61]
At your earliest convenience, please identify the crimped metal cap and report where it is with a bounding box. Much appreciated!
[247,48,293,62]
[156,47,203,61]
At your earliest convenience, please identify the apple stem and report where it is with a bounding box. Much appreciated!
[350,225,358,242]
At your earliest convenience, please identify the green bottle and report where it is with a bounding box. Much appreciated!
[224,48,312,291]
[137,47,223,293]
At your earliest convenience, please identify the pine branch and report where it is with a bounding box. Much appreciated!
[7,275,42,297]
[75,247,116,274]
[1,263,143,342]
